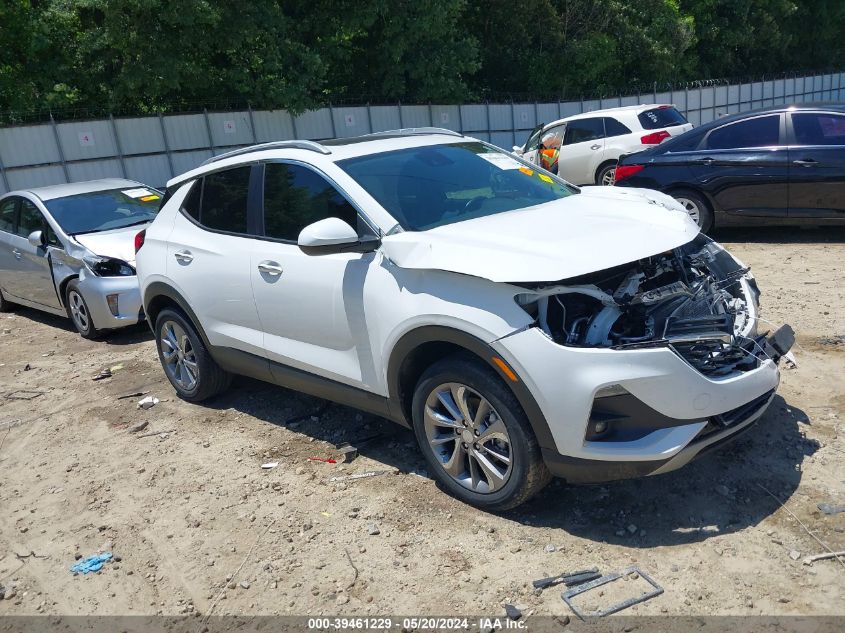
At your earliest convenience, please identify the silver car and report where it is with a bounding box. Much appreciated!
[0,178,160,338]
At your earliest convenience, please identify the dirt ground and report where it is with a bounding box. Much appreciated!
[0,227,843,621]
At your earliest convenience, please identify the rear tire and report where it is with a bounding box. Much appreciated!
[65,280,101,339]
[154,307,232,402]
[411,353,551,511]
[0,288,15,312]
[671,189,714,231]
[596,161,618,186]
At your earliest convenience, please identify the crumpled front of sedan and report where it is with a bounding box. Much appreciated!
[490,235,794,482]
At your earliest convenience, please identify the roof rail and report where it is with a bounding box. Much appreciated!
[201,140,331,165]
[362,127,463,139]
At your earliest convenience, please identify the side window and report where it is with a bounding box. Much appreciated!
[792,113,845,146]
[0,199,16,233]
[706,115,780,150]
[17,200,44,237]
[181,180,202,222]
[563,118,605,145]
[524,125,545,152]
[263,163,360,241]
[604,117,632,138]
[199,166,250,234]
[540,124,566,146]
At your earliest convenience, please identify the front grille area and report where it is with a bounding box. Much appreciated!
[670,338,759,377]
[696,388,776,439]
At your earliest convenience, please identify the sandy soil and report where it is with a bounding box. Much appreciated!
[0,227,843,621]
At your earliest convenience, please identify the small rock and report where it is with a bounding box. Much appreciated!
[19,526,28,533]
[206,558,215,567]
[788,550,801,561]
[544,544,556,553]
[5,589,16,601]
[239,581,250,590]
[778,597,790,604]
[336,594,349,605]
[367,523,380,536]
[504,604,522,621]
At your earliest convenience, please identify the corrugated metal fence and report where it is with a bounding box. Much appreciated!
[1,71,843,194]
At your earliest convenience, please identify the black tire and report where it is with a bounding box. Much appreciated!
[670,189,714,231]
[154,307,232,402]
[411,353,551,511]
[596,161,618,186]
[65,279,102,339]
[0,288,15,312]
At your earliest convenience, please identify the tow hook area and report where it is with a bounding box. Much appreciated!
[761,324,795,363]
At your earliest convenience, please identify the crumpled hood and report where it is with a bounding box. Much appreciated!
[380,186,700,283]
[71,224,149,266]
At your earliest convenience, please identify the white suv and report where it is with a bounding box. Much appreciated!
[136,128,792,510]
[514,105,693,186]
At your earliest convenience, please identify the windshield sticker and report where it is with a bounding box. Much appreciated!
[139,194,160,202]
[538,174,554,184]
[122,188,155,199]
[519,167,534,176]
[477,153,524,171]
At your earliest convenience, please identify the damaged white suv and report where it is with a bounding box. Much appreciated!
[136,129,793,510]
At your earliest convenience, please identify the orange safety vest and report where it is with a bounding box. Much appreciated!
[540,147,559,173]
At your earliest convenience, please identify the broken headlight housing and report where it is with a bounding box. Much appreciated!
[516,235,761,376]
[83,255,135,277]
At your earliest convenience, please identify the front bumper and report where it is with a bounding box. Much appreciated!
[76,270,144,330]
[492,324,788,482]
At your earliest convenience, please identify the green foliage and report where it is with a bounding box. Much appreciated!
[1,0,844,117]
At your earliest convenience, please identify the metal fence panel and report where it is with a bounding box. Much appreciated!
[0,124,59,168]
[512,103,536,131]
[295,109,334,139]
[116,116,166,154]
[369,106,402,132]
[57,120,117,161]
[331,106,371,137]
[67,158,123,182]
[172,150,213,176]
[7,165,66,189]
[208,111,254,147]
[125,154,172,189]
[459,105,487,131]
[399,105,430,128]
[536,103,560,124]
[252,110,295,142]
[163,114,210,151]
[487,104,511,131]
[430,105,461,131]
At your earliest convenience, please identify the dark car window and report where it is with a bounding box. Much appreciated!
[17,200,44,237]
[0,198,16,233]
[523,123,546,152]
[666,131,705,152]
[638,106,688,130]
[45,188,161,235]
[792,112,845,146]
[604,117,632,138]
[181,180,202,222]
[263,163,359,241]
[198,167,250,234]
[706,115,781,150]
[563,118,605,145]
[338,142,573,232]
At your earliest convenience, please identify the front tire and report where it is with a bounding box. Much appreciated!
[154,308,231,402]
[65,280,101,339]
[596,161,618,186]
[411,354,551,511]
[672,190,714,231]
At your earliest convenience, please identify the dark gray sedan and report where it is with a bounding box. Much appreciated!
[0,178,160,338]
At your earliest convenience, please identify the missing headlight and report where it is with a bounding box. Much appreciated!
[83,255,135,277]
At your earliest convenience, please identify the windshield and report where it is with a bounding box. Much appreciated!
[337,142,575,231]
[44,187,161,235]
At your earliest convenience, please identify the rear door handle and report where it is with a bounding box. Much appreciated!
[173,250,193,264]
[590,144,602,150]
[792,158,818,167]
[12,249,22,260]
[694,157,715,166]
[257,261,283,276]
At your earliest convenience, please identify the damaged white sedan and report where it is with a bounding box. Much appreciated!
[0,179,160,338]
[137,129,793,510]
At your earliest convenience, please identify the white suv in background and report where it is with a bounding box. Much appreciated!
[135,129,792,510]
[514,104,693,185]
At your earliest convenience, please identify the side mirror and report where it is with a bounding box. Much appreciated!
[512,145,524,155]
[297,217,380,255]
[28,230,45,248]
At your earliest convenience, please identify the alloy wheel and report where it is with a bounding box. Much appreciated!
[68,290,90,332]
[674,196,702,225]
[601,167,616,186]
[423,382,513,494]
[160,320,199,392]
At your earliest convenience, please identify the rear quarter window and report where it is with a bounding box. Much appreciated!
[638,107,688,130]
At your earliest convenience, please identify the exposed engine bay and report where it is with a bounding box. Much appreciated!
[515,235,769,376]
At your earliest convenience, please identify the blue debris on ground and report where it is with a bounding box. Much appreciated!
[70,552,113,575]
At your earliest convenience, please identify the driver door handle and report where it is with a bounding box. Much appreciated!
[12,249,22,260]
[257,261,283,276]
[590,144,601,150]
[694,157,715,166]
[792,158,818,167]
[173,250,193,264]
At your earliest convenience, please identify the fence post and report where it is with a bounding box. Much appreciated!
[291,111,299,140]
[0,154,9,193]
[510,100,516,148]
[158,113,175,179]
[428,102,434,128]
[366,103,374,134]
[203,108,215,155]
[485,101,491,139]
[398,101,404,128]
[247,105,257,143]
[109,114,128,178]
[457,103,463,134]
[49,114,70,183]
[653,82,657,104]
[684,85,688,117]
[328,103,338,138]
